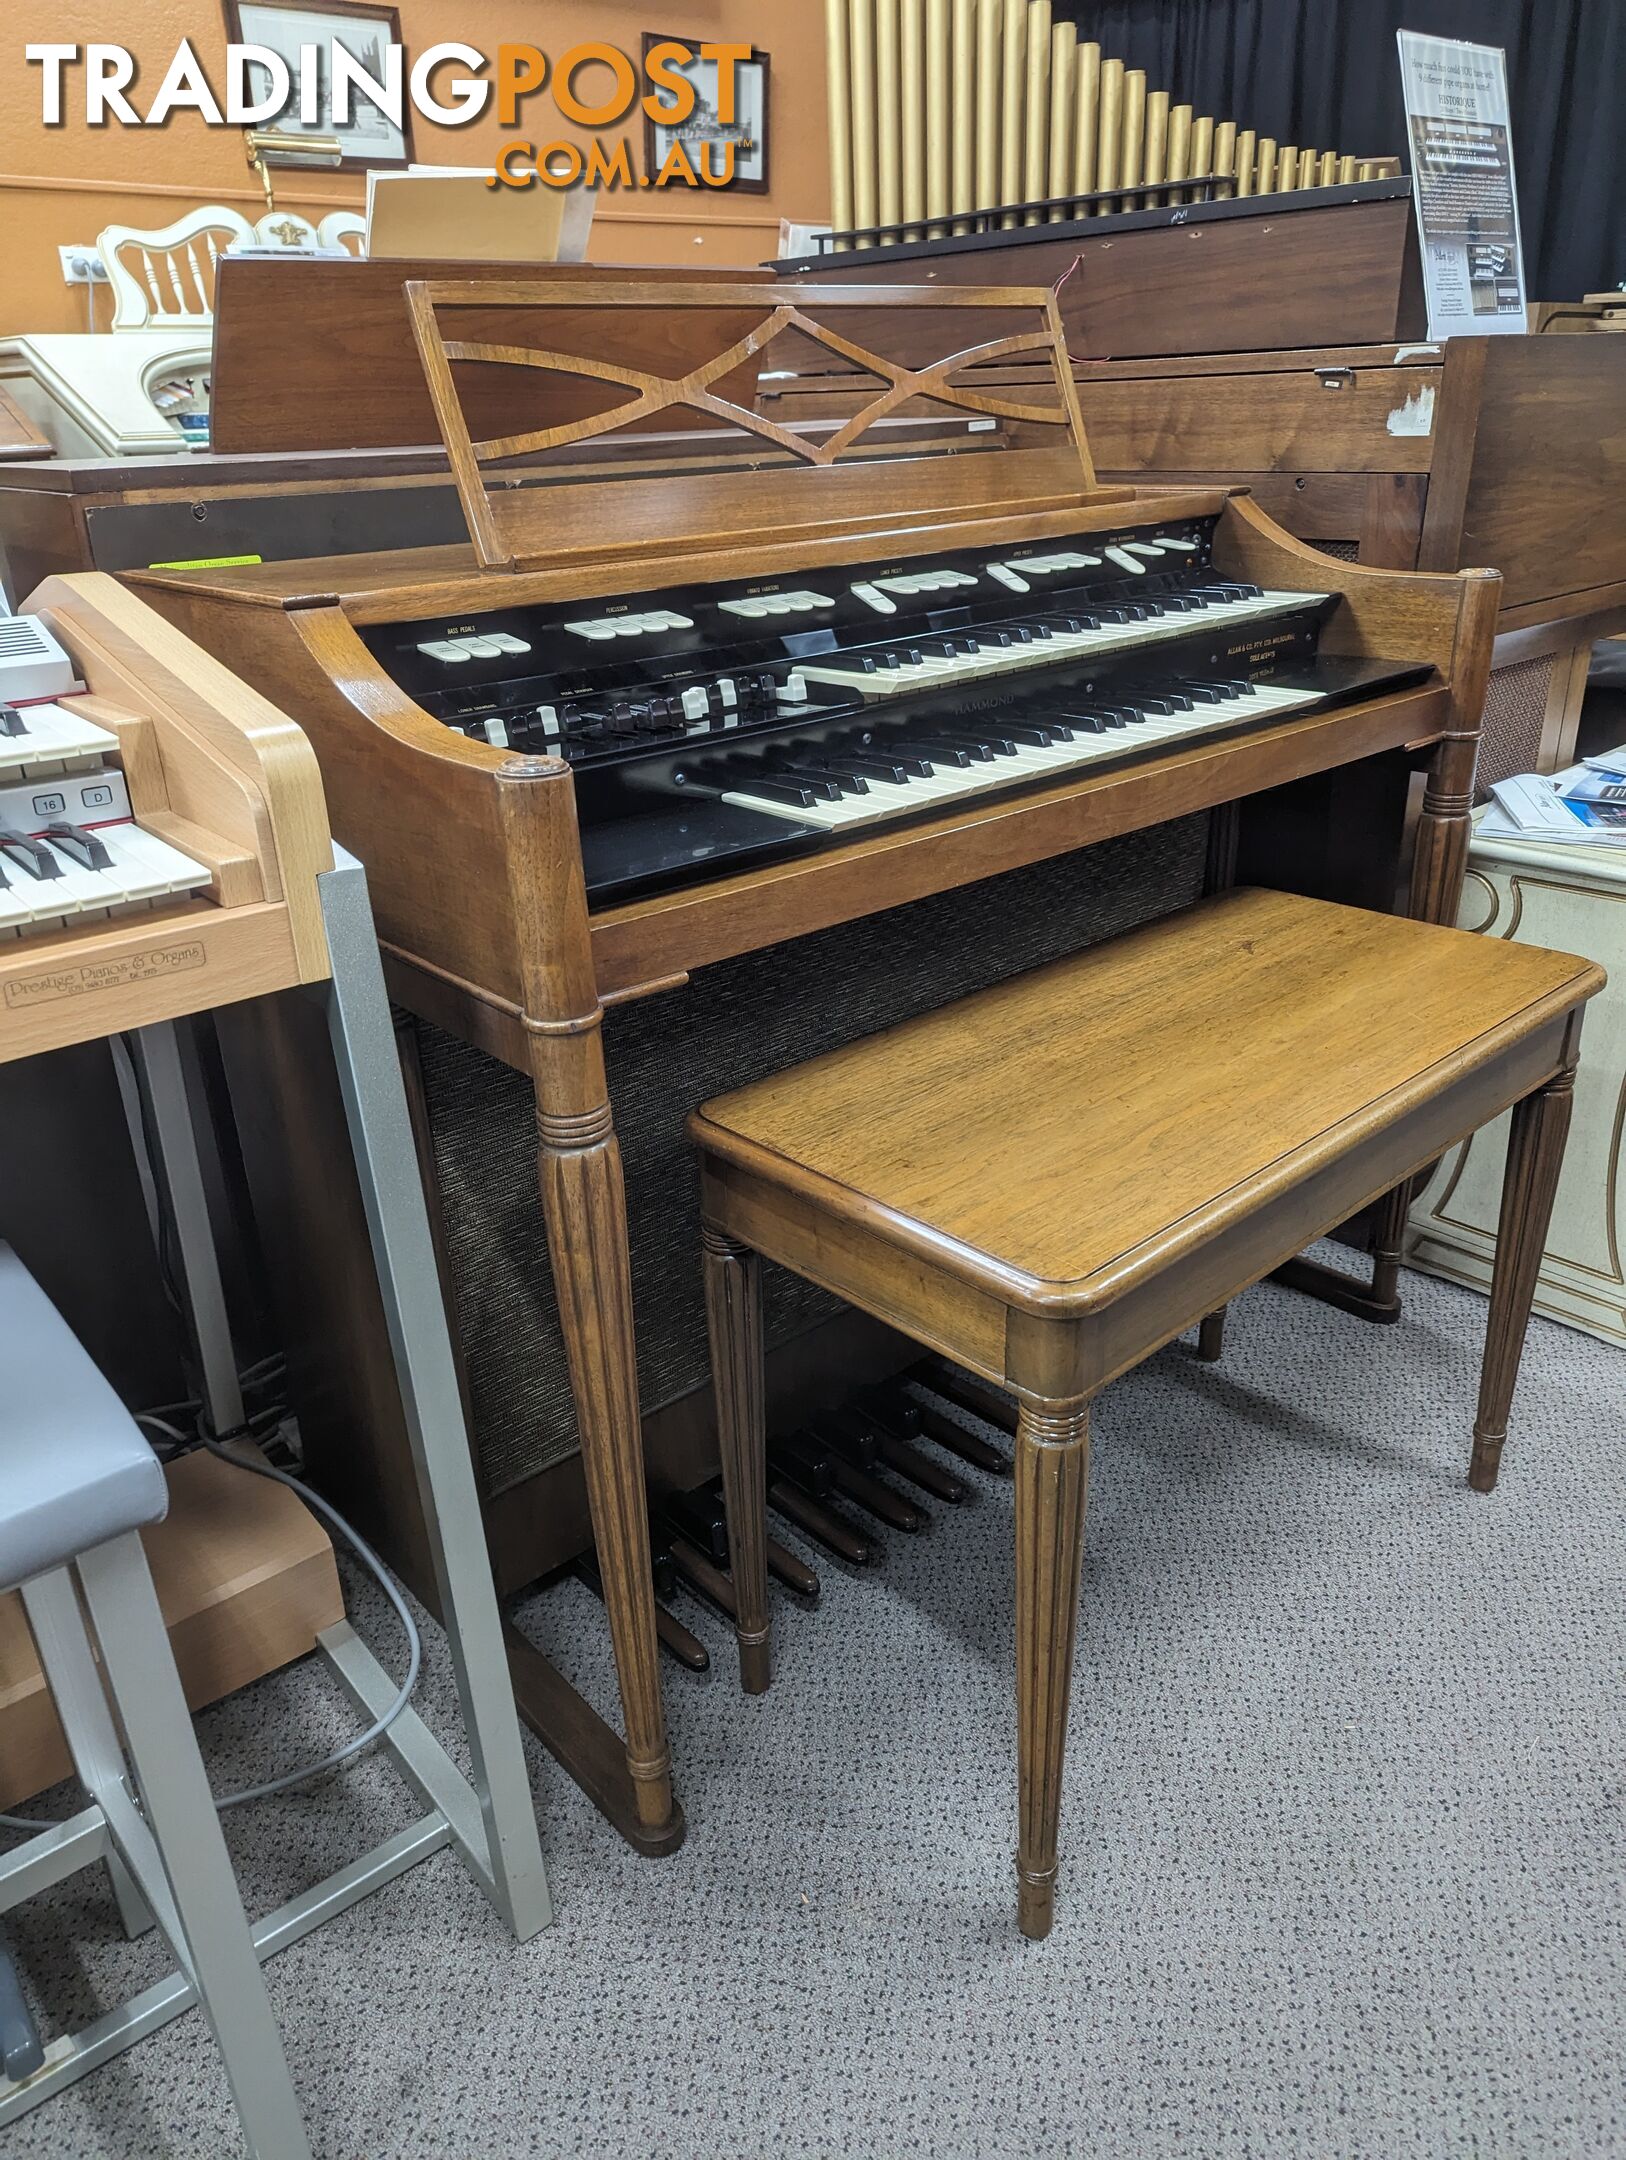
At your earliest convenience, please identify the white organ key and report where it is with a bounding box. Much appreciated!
[1103,546,1146,573]
[1154,537,1198,551]
[94,823,213,905]
[564,620,620,641]
[1126,543,1167,559]
[988,563,1030,592]
[681,685,711,721]
[418,639,470,661]
[0,702,121,780]
[482,717,510,748]
[486,632,532,654]
[535,705,561,738]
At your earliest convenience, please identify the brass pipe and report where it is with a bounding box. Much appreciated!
[1191,114,1213,191]
[1213,116,1236,198]
[1023,0,1052,225]
[1097,54,1124,198]
[1276,143,1296,195]
[975,0,1001,216]
[875,0,901,230]
[1167,101,1191,202]
[1297,146,1318,190]
[850,0,878,231]
[1234,126,1256,197]
[1000,0,1027,225]
[1337,152,1356,185]
[951,0,975,225]
[1318,148,1339,186]
[1145,88,1169,207]
[1120,68,1146,212]
[925,0,951,227]
[825,0,854,239]
[1048,22,1077,218]
[1074,41,1101,206]
[900,0,926,229]
[1255,136,1276,194]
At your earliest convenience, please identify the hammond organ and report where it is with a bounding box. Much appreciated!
[126,281,1500,1857]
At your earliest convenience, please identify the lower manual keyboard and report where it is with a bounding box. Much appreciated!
[580,653,1435,901]
[721,672,1327,834]
[0,764,212,938]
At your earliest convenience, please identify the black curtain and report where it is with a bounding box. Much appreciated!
[1057,1,1625,301]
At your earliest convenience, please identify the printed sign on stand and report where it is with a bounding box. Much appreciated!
[1397,31,1527,338]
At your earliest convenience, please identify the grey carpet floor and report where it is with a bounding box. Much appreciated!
[4,1254,1623,2159]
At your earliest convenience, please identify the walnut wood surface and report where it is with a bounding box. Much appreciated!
[1419,336,1626,613]
[1470,1066,1577,1492]
[405,278,1110,570]
[500,754,676,1837]
[702,1228,771,1694]
[1013,1400,1090,1942]
[209,257,763,457]
[795,194,1427,358]
[690,890,1599,1313]
[693,887,1599,1936]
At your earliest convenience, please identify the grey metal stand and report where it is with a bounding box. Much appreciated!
[0,847,550,2131]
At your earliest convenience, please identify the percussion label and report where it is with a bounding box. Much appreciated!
[5,943,206,1008]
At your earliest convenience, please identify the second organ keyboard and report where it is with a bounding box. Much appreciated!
[362,511,1428,902]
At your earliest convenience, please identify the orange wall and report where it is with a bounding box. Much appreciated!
[1,3,830,332]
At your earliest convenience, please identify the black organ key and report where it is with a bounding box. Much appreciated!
[714,770,823,809]
[900,736,985,766]
[43,821,113,871]
[765,759,866,797]
[0,828,62,880]
[937,725,1027,758]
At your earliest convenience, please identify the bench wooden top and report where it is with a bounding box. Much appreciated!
[691,888,1603,1315]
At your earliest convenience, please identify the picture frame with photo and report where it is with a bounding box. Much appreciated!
[223,0,413,169]
[642,36,769,194]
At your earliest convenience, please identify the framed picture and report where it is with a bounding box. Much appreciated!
[642,36,769,194]
[223,0,413,169]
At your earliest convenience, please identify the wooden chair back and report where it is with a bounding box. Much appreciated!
[318,211,368,257]
[97,207,256,331]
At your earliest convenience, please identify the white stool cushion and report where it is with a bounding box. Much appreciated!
[0,1244,167,1593]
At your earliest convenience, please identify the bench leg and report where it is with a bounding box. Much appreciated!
[702,1226,772,1694]
[1471,1070,1575,1493]
[1196,1308,1227,1362]
[1014,1400,1091,1942]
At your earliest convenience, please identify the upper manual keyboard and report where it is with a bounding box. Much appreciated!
[356,510,1430,901]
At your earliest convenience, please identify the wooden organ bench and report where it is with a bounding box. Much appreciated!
[690,887,1603,1938]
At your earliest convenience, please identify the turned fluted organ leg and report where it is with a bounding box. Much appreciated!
[538,1099,674,1834]
[701,1225,772,1693]
[500,754,677,1845]
[1013,1398,1091,1942]
[1471,1069,1576,1494]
